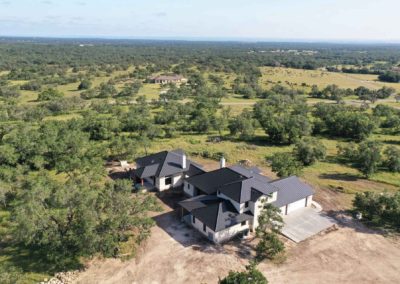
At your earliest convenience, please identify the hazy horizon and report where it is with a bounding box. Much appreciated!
[1,0,399,42]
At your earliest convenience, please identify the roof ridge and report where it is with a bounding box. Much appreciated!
[156,151,169,177]
[269,175,297,184]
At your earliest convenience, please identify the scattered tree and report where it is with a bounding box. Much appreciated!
[269,152,303,177]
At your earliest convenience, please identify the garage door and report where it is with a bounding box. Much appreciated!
[286,198,306,214]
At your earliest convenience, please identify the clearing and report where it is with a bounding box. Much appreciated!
[73,166,400,284]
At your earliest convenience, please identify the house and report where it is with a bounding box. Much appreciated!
[134,151,314,243]
[148,74,187,84]
[133,149,205,191]
[179,159,314,243]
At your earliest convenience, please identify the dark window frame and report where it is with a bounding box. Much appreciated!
[165,176,172,185]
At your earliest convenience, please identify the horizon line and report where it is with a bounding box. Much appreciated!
[1,35,400,45]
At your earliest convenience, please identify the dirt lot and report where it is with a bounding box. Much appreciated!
[73,191,400,284]
[74,162,400,284]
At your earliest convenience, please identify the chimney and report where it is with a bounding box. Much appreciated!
[220,156,226,168]
[182,153,187,169]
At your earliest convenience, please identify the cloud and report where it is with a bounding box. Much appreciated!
[41,0,53,4]
[0,1,11,5]
[75,1,87,6]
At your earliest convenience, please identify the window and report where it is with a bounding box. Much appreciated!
[192,216,195,223]
[241,221,247,226]
[203,223,206,232]
[165,176,172,185]
[245,201,249,208]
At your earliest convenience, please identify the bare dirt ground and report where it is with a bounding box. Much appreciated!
[73,194,400,284]
[73,163,400,284]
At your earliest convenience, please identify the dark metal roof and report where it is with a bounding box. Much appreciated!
[185,167,247,195]
[218,177,279,203]
[229,165,272,183]
[179,195,221,211]
[270,176,315,207]
[134,150,203,179]
[135,163,160,179]
[179,196,253,232]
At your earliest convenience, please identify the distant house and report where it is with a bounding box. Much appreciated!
[148,74,187,84]
[133,150,204,191]
[134,151,314,243]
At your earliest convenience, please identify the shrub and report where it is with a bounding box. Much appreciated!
[78,79,92,90]
[384,146,400,172]
[37,88,64,101]
[293,137,326,166]
[269,152,303,177]
[353,191,400,230]
[219,263,268,284]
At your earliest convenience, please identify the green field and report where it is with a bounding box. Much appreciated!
[261,66,400,92]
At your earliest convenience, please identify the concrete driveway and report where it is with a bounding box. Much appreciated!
[281,207,336,242]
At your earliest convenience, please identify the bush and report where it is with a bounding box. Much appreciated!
[20,80,42,91]
[353,191,400,230]
[293,137,326,166]
[269,152,303,177]
[219,263,268,284]
[78,79,92,90]
[256,233,285,261]
[378,71,400,83]
[80,89,98,100]
[384,146,400,172]
[338,141,382,177]
[37,88,64,101]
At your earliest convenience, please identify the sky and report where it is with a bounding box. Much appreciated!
[0,0,399,42]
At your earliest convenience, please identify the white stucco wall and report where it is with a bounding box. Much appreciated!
[191,215,249,243]
[250,196,267,230]
[306,195,313,206]
[214,221,250,243]
[156,173,184,191]
[268,192,278,203]
[191,216,216,241]
[279,195,313,215]
[287,198,307,214]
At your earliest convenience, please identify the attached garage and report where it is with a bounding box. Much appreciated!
[271,177,314,216]
[286,198,307,214]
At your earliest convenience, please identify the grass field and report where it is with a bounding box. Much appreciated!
[143,130,400,209]
[261,66,400,91]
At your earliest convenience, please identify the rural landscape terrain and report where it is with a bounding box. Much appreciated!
[0,38,400,283]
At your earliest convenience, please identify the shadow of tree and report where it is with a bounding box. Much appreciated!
[326,210,386,236]
[319,173,359,181]
[0,242,83,275]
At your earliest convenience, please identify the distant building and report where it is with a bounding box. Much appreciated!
[148,74,187,84]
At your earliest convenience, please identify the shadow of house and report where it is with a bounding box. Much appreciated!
[152,210,218,250]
